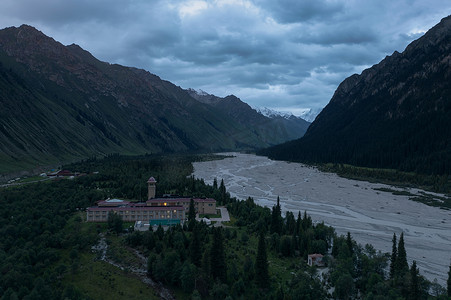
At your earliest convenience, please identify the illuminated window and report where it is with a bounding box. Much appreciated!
[164,202,167,206]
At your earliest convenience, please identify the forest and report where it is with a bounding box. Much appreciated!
[0,154,450,299]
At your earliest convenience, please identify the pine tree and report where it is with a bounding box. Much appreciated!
[107,211,123,235]
[302,210,312,230]
[447,262,451,297]
[190,223,202,266]
[396,232,409,275]
[286,211,296,235]
[213,177,218,189]
[219,179,227,204]
[346,232,353,255]
[255,231,269,288]
[409,261,420,300]
[188,198,196,231]
[390,233,397,280]
[296,211,302,234]
[270,196,282,234]
[210,227,227,282]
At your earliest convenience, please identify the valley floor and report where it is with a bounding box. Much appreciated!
[193,152,451,286]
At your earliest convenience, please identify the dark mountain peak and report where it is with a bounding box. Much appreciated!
[262,15,451,175]
[0,25,312,173]
[1,24,64,54]
[406,14,451,51]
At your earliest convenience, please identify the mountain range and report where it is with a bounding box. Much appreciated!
[186,89,310,144]
[261,15,451,175]
[0,25,309,174]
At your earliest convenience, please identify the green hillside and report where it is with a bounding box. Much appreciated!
[0,25,304,175]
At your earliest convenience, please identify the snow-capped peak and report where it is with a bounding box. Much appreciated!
[297,108,322,122]
[187,88,210,96]
[254,107,295,119]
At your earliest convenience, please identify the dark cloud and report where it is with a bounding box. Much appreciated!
[0,0,450,116]
[257,0,344,23]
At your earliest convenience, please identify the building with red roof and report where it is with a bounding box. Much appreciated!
[86,176,216,224]
[307,253,325,267]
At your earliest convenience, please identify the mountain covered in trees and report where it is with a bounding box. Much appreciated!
[0,25,308,174]
[261,15,451,175]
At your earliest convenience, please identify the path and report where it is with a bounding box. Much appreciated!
[91,233,174,300]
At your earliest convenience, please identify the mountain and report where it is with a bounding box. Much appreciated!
[253,106,294,119]
[297,108,322,123]
[260,15,451,175]
[187,89,310,145]
[0,25,303,174]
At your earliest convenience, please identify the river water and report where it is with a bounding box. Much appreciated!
[193,153,451,285]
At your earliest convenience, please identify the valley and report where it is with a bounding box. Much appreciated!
[193,153,451,285]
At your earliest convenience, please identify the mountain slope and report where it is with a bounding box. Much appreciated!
[261,15,451,175]
[187,89,310,145]
[0,25,296,174]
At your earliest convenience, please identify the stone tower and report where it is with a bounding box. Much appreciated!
[147,177,157,200]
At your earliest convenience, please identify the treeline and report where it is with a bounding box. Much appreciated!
[1,153,450,299]
[126,180,451,299]
[319,163,451,196]
[126,194,334,299]
[63,153,230,202]
[0,178,102,299]
[0,153,221,299]
[327,232,451,299]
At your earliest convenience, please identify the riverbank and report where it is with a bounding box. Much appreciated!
[192,153,451,286]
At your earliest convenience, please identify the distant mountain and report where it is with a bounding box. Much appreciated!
[260,15,451,175]
[253,107,294,119]
[0,25,305,174]
[297,108,322,123]
[187,89,310,145]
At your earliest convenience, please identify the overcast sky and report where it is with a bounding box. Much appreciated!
[1,1,450,117]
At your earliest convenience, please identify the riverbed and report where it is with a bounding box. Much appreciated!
[192,153,451,285]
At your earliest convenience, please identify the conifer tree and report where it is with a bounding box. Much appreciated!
[188,198,196,231]
[190,223,202,266]
[213,177,218,189]
[210,227,227,282]
[390,233,397,280]
[346,232,353,255]
[302,210,312,230]
[396,232,408,275]
[255,231,269,288]
[296,211,302,234]
[286,211,296,234]
[409,260,420,300]
[447,262,451,297]
[107,211,123,235]
[270,196,282,234]
[219,179,227,204]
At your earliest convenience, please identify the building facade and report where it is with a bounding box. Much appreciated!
[86,199,186,223]
[146,197,216,215]
[86,177,217,223]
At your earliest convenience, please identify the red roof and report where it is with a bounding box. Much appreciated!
[147,177,157,183]
[57,170,74,176]
[194,198,216,203]
[87,205,184,212]
[146,197,216,204]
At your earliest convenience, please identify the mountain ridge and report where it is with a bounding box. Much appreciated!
[186,88,310,144]
[260,15,451,175]
[0,24,306,174]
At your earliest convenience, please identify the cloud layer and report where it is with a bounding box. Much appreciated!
[1,0,450,114]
